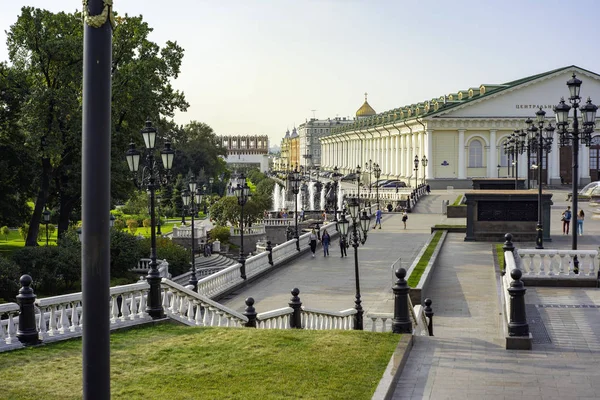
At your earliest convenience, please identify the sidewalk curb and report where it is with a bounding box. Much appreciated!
[371,334,414,400]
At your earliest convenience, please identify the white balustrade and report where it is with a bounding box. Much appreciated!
[301,307,356,330]
[256,307,293,329]
[133,258,169,277]
[172,225,205,239]
[365,302,429,336]
[230,225,266,236]
[244,252,271,280]
[196,263,244,298]
[517,249,599,277]
[160,279,247,327]
[258,218,293,226]
[0,303,21,351]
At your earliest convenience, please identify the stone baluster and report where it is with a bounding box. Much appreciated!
[16,275,40,346]
[507,269,529,337]
[288,288,302,329]
[392,268,412,334]
[244,297,257,328]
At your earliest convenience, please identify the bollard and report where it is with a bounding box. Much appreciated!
[288,288,302,329]
[16,275,40,345]
[392,268,412,334]
[424,298,434,336]
[244,297,257,328]
[266,241,273,266]
[502,233,514,276]
[507,269,529,337]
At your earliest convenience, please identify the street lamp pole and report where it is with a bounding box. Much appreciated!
[413,155,419,189]
[355,165,362,204]
[497,164,501,178]
[332,166,340,228]
[289,168,301,251]
[337,197,371,330]
[421,156,428,184]
[182,178,203,291]
[365,159,373,195]
[125,119,175,319]
[554,74,598,258]
[373,163,381,210]
[235,173,251,279]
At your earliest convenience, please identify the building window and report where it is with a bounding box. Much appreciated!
[468,139,483,167]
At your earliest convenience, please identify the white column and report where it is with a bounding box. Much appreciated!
[488,130,497,178]
[426,130,433,180]
[550,136,559,183]
[582,144,590,182]
[458,129,466,179]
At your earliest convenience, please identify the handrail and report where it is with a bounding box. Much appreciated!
[256,307,293,329]
[517,249,599,277]
[301,306,356,330]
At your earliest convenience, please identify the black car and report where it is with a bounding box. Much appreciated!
[341,173,358,181]
[381,180,407,188]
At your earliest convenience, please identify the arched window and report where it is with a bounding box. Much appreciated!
[468,139,483,167]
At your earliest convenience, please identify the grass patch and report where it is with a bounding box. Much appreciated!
[433,224,466,229]
[495,243,506,274]
[0,229,57,256]
[407,231,443,288]
[0,323,399,400]
[451,195,464,206]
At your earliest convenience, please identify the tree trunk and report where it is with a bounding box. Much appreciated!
[57,193,77,238]
[25,157,52,246]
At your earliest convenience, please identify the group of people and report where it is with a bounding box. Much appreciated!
[308,228,351,258]
[561,206,585,236]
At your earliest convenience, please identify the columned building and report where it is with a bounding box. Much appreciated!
[298,117,354,171]
[280,129,291,171]
[321,66,600,189]
[220,134,270,172]
[289,127,300,170]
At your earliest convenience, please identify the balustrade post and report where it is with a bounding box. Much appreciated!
[288,288,302,329]
[507,269,529,337]
[424,298,434,336]
[266,241,273,266]
[244,297,257,328]
[16,275,40,346]
[392,268,412,334]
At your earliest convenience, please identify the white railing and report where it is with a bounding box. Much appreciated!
[517,249,599,277]
[172,225,206,239]
[0,303,21,351]
[230,225,266,236]
[302,307,356,330]
[365,296,430,336]
[160,279,247,327]
[196,263,244,299]
[256,307,293,329]
[258,218,293,226]
[133,259,170,278]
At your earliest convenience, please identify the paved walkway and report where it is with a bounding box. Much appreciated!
[391,188,600,400]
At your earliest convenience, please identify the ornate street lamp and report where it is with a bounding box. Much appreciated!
[332,166,341,227]
[125,119,175,319]
[337,197,371,330]
[525,108,554,249]
[235,173,251,279]
[355,165,362,202]
[421,156,428,184]
[413,155,419,189]
[288,167,301,251]
[365,159,373,195]
[373,163,381,210]
[555,74,598,259]
[181,177,203,291]
[42,208,51,246]
[497,164,501,178]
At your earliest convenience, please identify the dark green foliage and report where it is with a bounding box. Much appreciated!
[137,237,189,277]
[110,229,144,278]
[0,256,20,302]
[209,226,231,244]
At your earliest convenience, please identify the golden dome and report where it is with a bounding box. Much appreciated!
[356,92,376,117]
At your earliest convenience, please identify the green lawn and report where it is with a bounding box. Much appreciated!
[495,243,506,274]
[0,323,399,400]
[407,230,443,287]
[0,228,57,256]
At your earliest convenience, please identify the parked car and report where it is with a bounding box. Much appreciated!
[381,181,407,188]
[370,179,389,188]
[341,173,358,181]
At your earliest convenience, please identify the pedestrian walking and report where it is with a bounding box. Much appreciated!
[321,229,331,257]
[309,228,318,257]
[577,209,585,236]
[426,184,431,194]
[402,211,408,229]
[339,236,348,258]
[561,206,572,235]
[374,208,383,229]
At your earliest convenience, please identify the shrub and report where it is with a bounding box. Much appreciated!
[127,219,139,235]
[18,223,29,241]
[114,218,126,231]
[137,237,189,277]
[0,256,20,302]
[209,226,231,244]
[1,226,9,242]
[110,229,144,278]
[143,218,151,233]
[12,246,64,295]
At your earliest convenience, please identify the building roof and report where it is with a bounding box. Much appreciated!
[356,92,377,117]
[290,127,298,138]
[330,65,598,135]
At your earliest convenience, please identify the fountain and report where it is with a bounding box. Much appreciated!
[308,181,316,211]
[320,185,326,211]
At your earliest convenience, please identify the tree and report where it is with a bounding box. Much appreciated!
[1,226,10,242]
[209,196,265,228]
[4,8,188,244]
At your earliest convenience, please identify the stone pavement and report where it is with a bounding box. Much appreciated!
[391,188,600,400]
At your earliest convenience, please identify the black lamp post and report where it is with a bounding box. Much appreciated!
[42,208,50,246]
[373,163,381,210]
[156,194,162,235]
[365,159,373,195]
[337,197,371,330]
[235,173,251,279]
[181,178,203,291]
[125,119,175,319]
[332,165,340,227]
[554,74,598,257]
[525,108,555,249]
[497,164,501,178]
[413,155,419,189]
[202,184,208,214]
[288,167,301,251]
[355,165,362,202]
[421,156,428,184]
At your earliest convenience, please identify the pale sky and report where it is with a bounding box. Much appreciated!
[2,0,600,146]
